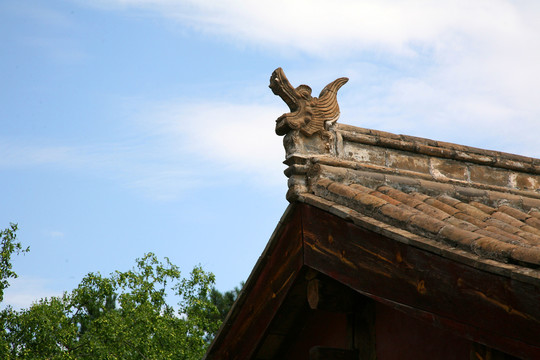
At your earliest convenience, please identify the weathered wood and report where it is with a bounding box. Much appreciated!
[301,203,540,358]
[309,346,357,360]
[254,268,313,359]
[277,308,351,359]
[204,205,305,360]
[376,302,473,359]
[471,343,520,360]
[353,297,376,360]
[374,297,535,359]
[306,277,355,312]
[206,202,540,359]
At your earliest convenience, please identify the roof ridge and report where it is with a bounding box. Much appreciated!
[308,157,540,200]
[337,124,540,173]
[305,162,540,212]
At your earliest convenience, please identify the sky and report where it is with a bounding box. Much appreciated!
[2,0,540,309]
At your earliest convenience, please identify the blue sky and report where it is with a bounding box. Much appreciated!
[2,0,540,308]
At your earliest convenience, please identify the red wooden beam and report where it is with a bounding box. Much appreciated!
[301,203,540,357]
[205,205,305,360]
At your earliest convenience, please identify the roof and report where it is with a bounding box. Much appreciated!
[204,69,540,359]
[285,123,540,282]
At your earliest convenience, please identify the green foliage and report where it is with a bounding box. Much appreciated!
[209,282,243,323]
[0,224,241,359]
[0,223,29,302]
[1,294,78,359]
[1,253,224,360]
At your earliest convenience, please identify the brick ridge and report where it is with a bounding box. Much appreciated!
[336,124,540,174]
[309,159,540,202]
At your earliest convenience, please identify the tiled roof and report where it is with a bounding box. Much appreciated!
[282,123,540,278]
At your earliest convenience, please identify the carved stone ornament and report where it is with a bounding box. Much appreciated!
[269,67,348,137]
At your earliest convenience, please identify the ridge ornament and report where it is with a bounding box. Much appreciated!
[269,67,348,137]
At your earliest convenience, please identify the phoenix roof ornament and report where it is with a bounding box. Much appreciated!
[269,68,348,136]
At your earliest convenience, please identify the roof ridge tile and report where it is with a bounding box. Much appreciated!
[367,190,402,206]
[473,238,517,261]
[453,212,487,229]
[290,122,540,270]
[438,225,482,247]
[415,202,451,221]
[454,203,491,222]
[437,195,461,207]
[473,228,524,245]
[519,224,540,238]
[510,247,540,266]
[529,209,540,219]
[409,213,447,234]
[336,124,540,175]
[469,201,497,214]
[484,225,528,244]
[485,218,521,237]
[444,217,479,232]
[491,211,528,228]
[378,187,424,208]
[525,217,540,231]
[424,198,461,216]
[379,203,415,223]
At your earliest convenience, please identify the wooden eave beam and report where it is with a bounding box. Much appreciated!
[206,202,540,359]
[204,205,305,360]
[300,203,540,358]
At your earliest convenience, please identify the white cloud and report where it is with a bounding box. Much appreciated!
[140,101,286,185]
[2,276,63,310]
[77,0,540,158]
[81,0,527,57]
[1,100,288,201]
[6,1,540,199]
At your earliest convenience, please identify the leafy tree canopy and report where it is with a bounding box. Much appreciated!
[209,282,243,323]
[0,223,29,303]
[0,251,237,359]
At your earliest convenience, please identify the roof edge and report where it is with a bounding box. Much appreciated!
[281,123,540,202]
[296,192,540,287]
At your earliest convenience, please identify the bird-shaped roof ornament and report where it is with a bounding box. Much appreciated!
[269,67,348,136]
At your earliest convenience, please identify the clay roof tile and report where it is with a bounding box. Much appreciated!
[525,217,540,231]
[469,201,497,215]
[498,205,530,221]
[438,225,481,247]
[491,211,528,229]
[423,198,461,216]
[284,119,540,269]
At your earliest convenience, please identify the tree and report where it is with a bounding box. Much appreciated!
[209,282,243,323]
[0,224,241,358]
[0,223,29,303]
[1,253,222,359]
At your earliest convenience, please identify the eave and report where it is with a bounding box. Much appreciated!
[205,203,540,359]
